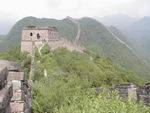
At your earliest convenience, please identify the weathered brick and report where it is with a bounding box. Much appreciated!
[145,83,150,95]
[112,83,137,100]
[8,72,25,81]
[23,84,28,94]
[5,103,11,113]
[0,82,13,110]
[128,87,137,100]
[10,102,25,112]
[12,80,23,91]
[11,91,25,101]
[0,65,8,89]
[0,60,23,72]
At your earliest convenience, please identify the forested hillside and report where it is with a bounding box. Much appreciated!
[99,14,150,67]
[126,17,150,65]
[0,45,149,113]
[109,26,131,45]
[0,16,78,49]
[0,16,150,78]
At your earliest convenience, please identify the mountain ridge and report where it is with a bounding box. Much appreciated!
[0,16,150,78]
[95,13,139,30]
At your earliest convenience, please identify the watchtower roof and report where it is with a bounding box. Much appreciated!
[23,26,58,31]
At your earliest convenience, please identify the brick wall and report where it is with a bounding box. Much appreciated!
[48,37,85,52]
[0,60,32,113]
[111,83,150,106]
[21,27,84,55]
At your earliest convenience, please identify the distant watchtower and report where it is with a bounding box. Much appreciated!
[21,26,59,54]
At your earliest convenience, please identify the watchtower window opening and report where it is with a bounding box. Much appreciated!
[30,32,33,36]
[37,33,40,39]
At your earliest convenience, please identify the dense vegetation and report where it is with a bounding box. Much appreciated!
[0,45,149,112]
[0,46,31,78]
[32,45,149,112]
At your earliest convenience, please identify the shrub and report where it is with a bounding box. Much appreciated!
[41,44,50,55]
[27,24,36,28]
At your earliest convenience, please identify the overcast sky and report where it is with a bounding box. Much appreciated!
[1,0,150,21]
[0,0,150,34]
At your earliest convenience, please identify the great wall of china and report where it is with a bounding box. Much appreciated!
[110,83,150,106]
[0,60,32,113]
[0,18,150,112]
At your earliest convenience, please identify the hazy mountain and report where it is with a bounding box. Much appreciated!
[109,26,131,44]
[0,16,150,78]
[96,13,150,66]
[96,13,139,30]
[109,25,148,63]
[128,16,150,42]
[126,16,150,65]
[0,35,5,42]
[0,21,14,34]
[0,35,4,39]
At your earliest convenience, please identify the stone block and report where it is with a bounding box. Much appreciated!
[144,96,150,103]
[23,84,28,94]
[128,87,137,100]
[26,88,32,100]
[10,102,25,113]
[11,91,25,101]
[0,82,13,110]
[0,66,8,89]
[5,103,11,113]
[120,93,128,98]
[12,80,23,91]
[25,97,32,110]
[0,60,23,72]
[0,108,5,113]
[24,108,31,113]
[145,83,150,95]
[8,72,25,81]
[28,80,33,88]
[137,88,147,95]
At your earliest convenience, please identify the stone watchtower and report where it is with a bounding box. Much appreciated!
[21,26,59,54]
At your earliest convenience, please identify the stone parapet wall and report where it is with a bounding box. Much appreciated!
[112,83,137,99]
[137,83,150,106]
[48,37,85,52]
[0,65,12,113]
[0,81,13,113]
[0,65,8,90]
[111,83,150,106]
[21,41,33,55]
[0,60,32,113]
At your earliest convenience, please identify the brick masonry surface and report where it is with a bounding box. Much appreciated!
[21,27,84,55]
[0,60,32,113]
[110,83,150,106]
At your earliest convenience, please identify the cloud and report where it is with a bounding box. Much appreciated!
[0,0,150,21]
